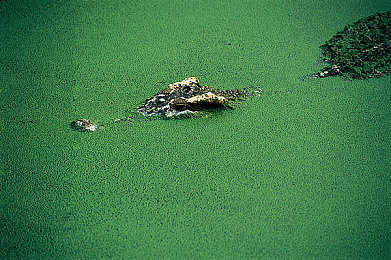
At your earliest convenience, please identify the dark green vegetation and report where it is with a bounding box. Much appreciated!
[317,11,391,79]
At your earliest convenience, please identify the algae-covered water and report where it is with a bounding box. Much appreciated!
[1,0,391,258]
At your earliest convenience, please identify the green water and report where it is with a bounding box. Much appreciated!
[1,0,390,258]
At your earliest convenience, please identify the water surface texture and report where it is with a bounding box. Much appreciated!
[1,0,391,258]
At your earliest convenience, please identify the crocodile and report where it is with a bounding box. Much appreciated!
[137,77,246,118]
[71,77,254,132]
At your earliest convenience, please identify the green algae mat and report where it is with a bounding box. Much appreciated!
[1,0,391,258]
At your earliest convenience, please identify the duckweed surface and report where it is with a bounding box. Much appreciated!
[1,0,391,258]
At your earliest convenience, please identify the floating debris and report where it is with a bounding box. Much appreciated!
[316,11,391,79]
[70,119,97,132]
[137,77,247,118]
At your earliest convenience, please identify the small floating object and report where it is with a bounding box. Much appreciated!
[70,119,97,132]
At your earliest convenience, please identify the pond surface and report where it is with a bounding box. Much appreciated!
[1,0,390,258]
